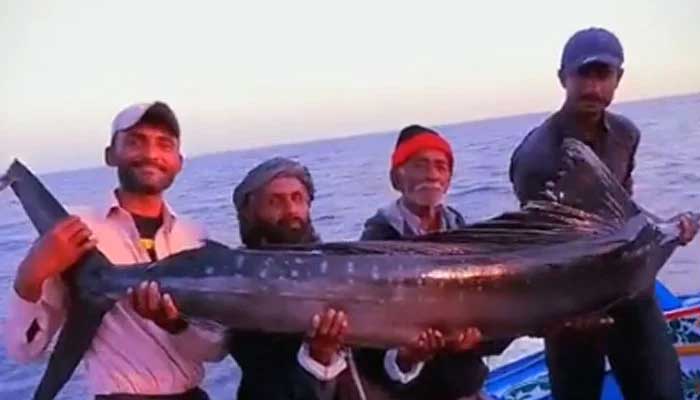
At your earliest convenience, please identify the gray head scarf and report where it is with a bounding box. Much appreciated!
[233,157,315,213]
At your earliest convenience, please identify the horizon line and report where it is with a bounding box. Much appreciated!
[31,90,700,177]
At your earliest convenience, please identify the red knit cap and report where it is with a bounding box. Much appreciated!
[391,125,453,170]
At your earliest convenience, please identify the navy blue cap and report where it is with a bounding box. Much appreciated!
[561,28,624,73]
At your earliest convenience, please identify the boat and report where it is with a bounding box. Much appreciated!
[484,281,700,399]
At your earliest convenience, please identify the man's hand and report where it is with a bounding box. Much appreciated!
[396,326,483,372]
[308,308,348,366]
[677,213,698,245]
[396,328,446,372]
[129,281,188,334]
[448,327,483,352]
[14,216,97,302]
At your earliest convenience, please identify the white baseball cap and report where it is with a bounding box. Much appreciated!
[111,101,180,138]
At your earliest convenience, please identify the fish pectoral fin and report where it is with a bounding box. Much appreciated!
[33,295,109,400]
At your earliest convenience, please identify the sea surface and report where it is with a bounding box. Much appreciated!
[1,93,699,399]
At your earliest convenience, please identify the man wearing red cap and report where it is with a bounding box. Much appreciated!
[363,125,461,239]
[359,125,502,400]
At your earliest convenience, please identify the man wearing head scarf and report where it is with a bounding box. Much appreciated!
[229,157,484,400]
[229,157,360,400]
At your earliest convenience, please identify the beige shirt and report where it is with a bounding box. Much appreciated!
[4,194,226,396]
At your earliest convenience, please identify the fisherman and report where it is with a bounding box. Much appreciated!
[230,156,468,400]
[4,102,225,400]
[229,157,363,400]
[509,27,697,399]
[359,124,504,400]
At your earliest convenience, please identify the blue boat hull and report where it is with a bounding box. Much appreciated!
[485,281,700,400]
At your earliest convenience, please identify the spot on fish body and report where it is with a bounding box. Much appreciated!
[371,265,380,281]
[205,266,215,275]
[320,261,329,274]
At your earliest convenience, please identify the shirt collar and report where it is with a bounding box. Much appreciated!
[555,109,611,144]
[103,190,177,233]
[397,197,446,236]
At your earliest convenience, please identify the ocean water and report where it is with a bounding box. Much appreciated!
[1,93,699,399]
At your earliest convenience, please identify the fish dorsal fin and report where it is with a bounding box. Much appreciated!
[408,139,639,247]
[540,138,639,225]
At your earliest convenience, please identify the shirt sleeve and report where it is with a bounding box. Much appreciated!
[296,342,348,381]
[622,131,640,196]
[4,277,68,362]
[168,323,228,362]
[383,348,425,384]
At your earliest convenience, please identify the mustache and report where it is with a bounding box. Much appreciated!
[278,216,306,229]
[128,160,167,172]
[578,94,604,103]
[414,182,445,191]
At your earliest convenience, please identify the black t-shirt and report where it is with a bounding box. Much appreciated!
[131,213,164,261]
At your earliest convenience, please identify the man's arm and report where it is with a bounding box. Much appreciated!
[359,214,400,241]
[353,329,489,398]
[622,130,640,196]
[5,216,96,362]
[509,148,539,207]
[297,308,348,381]
[5,276,68,362]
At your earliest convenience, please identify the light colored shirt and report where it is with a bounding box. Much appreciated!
[297,343,348,381]
[397,197,449,236]
[296,341,424,384]
[383,348,424,383]
[4,194,226,396]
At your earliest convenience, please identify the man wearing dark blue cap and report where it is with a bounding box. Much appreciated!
[509,28,695,399]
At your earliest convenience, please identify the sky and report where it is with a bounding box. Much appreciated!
[1,0,699,172]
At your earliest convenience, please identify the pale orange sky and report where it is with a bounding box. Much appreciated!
[1,0,699,171]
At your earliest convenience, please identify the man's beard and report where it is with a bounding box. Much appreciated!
[240,216,317,248]
[118,162,175,195]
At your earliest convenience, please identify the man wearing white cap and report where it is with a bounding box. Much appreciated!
[5,101,225,400]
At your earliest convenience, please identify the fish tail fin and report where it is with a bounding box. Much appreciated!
[4,160,70,234]
[539,138,640,224]
[0,164,15,191]
[3,160,117,400]
[34,260,115,400]
[33,252,116,400]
